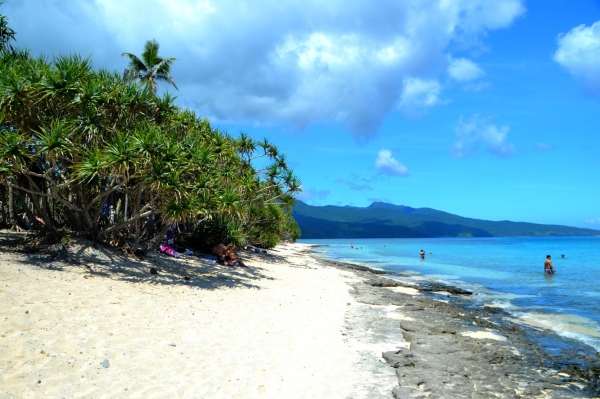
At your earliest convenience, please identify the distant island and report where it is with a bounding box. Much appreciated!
[292,201,600,238]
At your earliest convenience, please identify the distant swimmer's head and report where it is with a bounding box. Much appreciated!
[546,255,551,259]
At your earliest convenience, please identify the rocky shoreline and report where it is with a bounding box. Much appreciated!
[316,256,600,398]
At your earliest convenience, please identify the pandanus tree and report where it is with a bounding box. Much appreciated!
[0,45,301,250]
[122,39,178,95]
[0,2,15,52]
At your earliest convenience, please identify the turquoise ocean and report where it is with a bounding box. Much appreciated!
[299,236,600,352]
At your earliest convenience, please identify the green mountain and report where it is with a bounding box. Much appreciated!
[292,201,600,238]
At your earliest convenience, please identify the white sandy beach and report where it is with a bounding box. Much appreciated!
[0,238,385,398]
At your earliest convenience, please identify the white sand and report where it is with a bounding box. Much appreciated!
[460,330,507,342]
[0,240,363,398]
[386,286,420,296]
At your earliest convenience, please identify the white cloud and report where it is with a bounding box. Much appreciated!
[535,142,556,151]
[296,188,330,203]
[398,78,442,115]
[448,57,484,81]
[554,21,600,92]
[450,115,516,158]
[584,218,600,225]
[334,178,373,191]
[463,81,492,92]
[375,149,409,176]
[4,0,525,137]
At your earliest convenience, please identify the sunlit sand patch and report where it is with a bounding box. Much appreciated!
[386,286,420,295]
[385,313,415,321]
[0,241,366,398]
[460,330,507,342]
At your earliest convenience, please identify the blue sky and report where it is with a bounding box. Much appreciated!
[4,0,600,228]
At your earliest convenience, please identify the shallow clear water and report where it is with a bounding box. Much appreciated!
[299,236,600,351]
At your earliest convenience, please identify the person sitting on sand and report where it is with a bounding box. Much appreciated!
[544,255,555,274]
[213,243,231,266]
[225,245,246,267]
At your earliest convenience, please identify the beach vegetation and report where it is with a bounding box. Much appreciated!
[0,11,301,252]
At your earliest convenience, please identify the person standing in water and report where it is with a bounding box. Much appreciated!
[544,255,556,274]
[420,249,425,260]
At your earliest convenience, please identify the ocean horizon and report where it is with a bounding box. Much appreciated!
[299,236,600,353]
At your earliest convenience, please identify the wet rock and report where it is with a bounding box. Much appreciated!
[417,282,472,295]
[392,386,427,399]
[369,279,403,287]
[400,321,422,332]
[383,350,415,368]
[317,255,600,398]
[483,306,508,314]
[150,267,158,275]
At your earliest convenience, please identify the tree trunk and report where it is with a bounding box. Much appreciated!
[131,219,142,253]
[8,181,19,230]
[0,185,6,226]
[77,185,95,238]
[131,186,143,253]
[146,222,171,252]
[18,191,35,230]
[115,197,122,223]
[124,193,128,222]
[30,191,56,231]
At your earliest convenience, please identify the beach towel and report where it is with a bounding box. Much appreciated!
[159,244,180,258]
[197,254,217,263]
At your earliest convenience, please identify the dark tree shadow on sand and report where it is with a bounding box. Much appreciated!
[0,231,277,290]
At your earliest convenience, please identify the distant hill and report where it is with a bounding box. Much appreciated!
[292,201,600,239]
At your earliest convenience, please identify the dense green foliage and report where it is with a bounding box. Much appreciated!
[293,201,600,238]
[0,10,300,251]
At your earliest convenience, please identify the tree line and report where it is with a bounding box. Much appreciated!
[0,5,301,252]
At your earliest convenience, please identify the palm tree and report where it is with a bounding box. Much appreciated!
[0,2,16,51]
[122,39,178,95]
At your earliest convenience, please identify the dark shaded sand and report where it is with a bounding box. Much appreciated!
[314,254,600,398]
